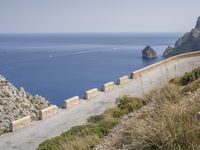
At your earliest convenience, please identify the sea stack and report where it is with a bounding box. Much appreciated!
[142,45,157,59]
[163,16,200,57]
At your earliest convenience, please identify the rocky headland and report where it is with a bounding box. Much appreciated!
[0,75,50,134]
[163,16,200,57]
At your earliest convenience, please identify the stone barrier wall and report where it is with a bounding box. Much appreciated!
[10,116,31,132]
[130,51,200,94]
[64,96,82,108]
[84,88,100,99]
[101,82,116,92]
[39,105,58,120]
[117,76,129,85]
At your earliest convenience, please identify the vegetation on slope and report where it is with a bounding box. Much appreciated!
[38,67,200,150]
[170,67,200,86]
[109,68,200,150]
[37,96,151,150]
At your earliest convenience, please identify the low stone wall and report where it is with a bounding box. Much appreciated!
[39,105,58,120]
[117,76,129,85]
[10,116,31,132]
[129,51,200,94]
[64,96,82,108]
[101,82,116,92]
[84,88,100,99]
[131,51,200,78]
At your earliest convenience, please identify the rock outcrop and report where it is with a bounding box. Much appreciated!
[0,75,50,134]
[163,46,175,57]
[163,16,200,57]
[142,45,157,59]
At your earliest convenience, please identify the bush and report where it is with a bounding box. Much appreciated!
[116,96,148,113]
[180,67,200,85]
[111,108,125,118]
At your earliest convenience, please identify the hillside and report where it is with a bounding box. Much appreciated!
[37,67,200,150]
[0,75,50,134]
[95,71,200,149]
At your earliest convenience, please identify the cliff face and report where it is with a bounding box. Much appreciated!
[163,17,200,57]
[0,75,50,134]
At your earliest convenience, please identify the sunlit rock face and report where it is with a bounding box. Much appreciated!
[0,75,50,134]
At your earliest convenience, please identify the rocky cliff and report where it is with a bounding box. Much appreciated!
[0,75,50,134]
[163,16,200,57]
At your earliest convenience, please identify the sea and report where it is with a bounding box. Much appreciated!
[0,33,182,106]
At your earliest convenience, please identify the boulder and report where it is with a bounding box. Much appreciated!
[163,16,200,57]
[142,45,157,59]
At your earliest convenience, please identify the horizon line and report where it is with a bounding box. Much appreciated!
[0,32,184,34]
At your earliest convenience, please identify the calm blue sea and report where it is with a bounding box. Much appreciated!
[0,33,181,106]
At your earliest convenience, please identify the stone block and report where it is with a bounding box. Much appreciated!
[11,116,31,132]
[117,76,129,85]
[39,105,58,120]
[101,82,116,92]
[84,88,99,99]
[64,96,82,108]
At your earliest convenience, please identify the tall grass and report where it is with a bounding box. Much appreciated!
[118,84,200,150]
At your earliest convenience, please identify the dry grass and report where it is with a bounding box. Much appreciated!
[117,84,200,150]
[61,135,100,150]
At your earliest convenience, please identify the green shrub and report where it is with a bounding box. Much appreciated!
[116,96,147,113]
[111,108,125,118]
[180,67,200,85]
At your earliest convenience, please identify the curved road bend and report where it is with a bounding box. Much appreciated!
[0,54,200,150]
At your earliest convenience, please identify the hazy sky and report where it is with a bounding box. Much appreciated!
[0,0,200,33]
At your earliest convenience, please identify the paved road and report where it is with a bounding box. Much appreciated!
[0,82,143,150]
[0,54,199,150]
